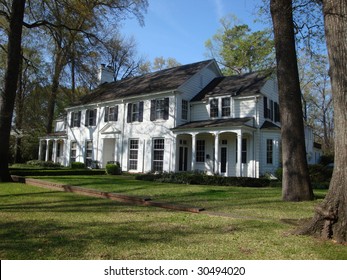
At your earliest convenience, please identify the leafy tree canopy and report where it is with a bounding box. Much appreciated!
[205,15,274,75]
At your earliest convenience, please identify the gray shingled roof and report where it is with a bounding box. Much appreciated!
[73,60,214,106]
[191,71,272,102]
[172,117,254,131]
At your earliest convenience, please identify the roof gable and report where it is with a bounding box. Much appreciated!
[74,60,215,106]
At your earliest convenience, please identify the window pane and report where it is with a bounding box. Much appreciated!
[153,139,164,172]
[210,99,218,118]
[196,140,205,162]
[267,139,273,164]
[182,100,188,120]
[222,98,230,117]
[129,139,139,170]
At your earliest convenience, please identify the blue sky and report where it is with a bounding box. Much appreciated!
[121,0,268,65]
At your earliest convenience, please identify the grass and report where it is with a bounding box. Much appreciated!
[1,175,346,260]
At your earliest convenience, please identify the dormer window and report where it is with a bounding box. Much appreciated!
[222,97,231,117]
[210,99,218,118]
[210,97,231,118]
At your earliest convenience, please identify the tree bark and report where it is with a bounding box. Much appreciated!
[270,0,313,201]
[46,49,65,134]
[0,0,26,182]
[298,0,347,243]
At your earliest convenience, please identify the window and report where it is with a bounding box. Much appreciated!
[104,106,118,122]
[210,99,218,118]
[235,138,247,163]
[181,100,188,120]
[264,96,280,122]
[242,138,247,164]
[222,97,231,117]
[266,139,273,164]
[70,111,81,127]
[150,98,169,121]
[129,139,139,170]
[85,140,93,167]
[127,102,144,123]
[85,109,97,127]
[196,140,205,162]
[153,138,165,172]
[70,141,77,163]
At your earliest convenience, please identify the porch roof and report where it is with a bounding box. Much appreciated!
[172,117,254,132]
[39,131,67,140]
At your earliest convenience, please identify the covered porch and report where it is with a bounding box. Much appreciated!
[38,132,67,166]
[172,118,259,177]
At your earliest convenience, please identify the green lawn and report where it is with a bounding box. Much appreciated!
[1,175,346,260]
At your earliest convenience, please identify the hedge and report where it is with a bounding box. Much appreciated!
[9,169,106,177]
[136,172,272,188]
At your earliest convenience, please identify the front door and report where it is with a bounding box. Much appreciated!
[221,146,227,174]
[102,138,115,167]
[179,146,188,171]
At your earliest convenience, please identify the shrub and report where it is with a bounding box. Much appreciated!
[71,162,85,169]
[106,162,121,175]
[26,160,62,168]
[136,172,271,188]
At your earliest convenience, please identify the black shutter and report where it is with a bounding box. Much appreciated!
[77,111,81,127]
[104,107,109,122]
[150,100,156,121]
[93,109,97,126]
[85,110,89,126]
[263,96,268,118]
[270,100,274,121]
[115,106,118,121]
[139,101,144,122]
[274,102,280,122]
[164,98,169,120]
[70,112,74,127]
[127,103,132,123]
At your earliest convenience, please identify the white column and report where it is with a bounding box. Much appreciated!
[38,140,43,160]
[52,140,58,163]
[237,132,242,177]
[45,140,49,162]
[214,132,219,174]
[191,133,196,171]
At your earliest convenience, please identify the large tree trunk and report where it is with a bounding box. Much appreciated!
[0,0,26,182]
[298,0,347,243]
[46,49,65,134]
[270,0,313,201]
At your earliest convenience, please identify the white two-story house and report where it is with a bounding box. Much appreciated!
[38,59,320,178]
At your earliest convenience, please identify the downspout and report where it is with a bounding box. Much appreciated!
[120,102,126,170]
[96,103,101,167]
[254,96,260,178]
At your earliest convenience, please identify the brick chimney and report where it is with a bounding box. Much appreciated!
[98,64,114,84]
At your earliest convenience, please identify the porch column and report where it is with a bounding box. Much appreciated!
[38,140,43,160]
[237,132,242,177]
[45,139,49,162]
[191,133,197,171]
[214,132,219,174]
[52,140,58,163]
